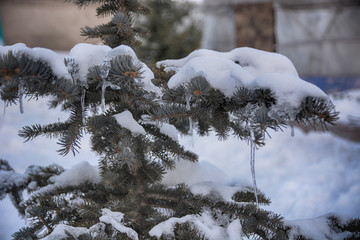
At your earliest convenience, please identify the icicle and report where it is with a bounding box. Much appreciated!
[3,101,6,116]
[250,130,259,206]
[185,94,194,147]
[101,81,107,112]
[185,94,191,111]
[100,59,111,113]
[188,117,194,147]
[81,88,86,124]
[18,79,24,114]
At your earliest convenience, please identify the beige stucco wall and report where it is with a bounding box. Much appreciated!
[0,0,110,51]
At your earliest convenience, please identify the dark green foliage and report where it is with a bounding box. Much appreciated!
[0,0,346,239]
[0,160,66,216]
[171,222,206,240]
[0,51,79,106]
[135,0,202,64]
[12,226,39,240]
[66,0,150,47]
[155,76,338,146]
[296,96,339,130]
[232,187,271,205]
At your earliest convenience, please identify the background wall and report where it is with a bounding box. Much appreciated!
[275,0,360,77]
[0,0,109,51]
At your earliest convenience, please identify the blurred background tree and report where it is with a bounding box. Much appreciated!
[135,0,202,64]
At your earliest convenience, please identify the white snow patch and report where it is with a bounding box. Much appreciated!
[114,110,146,136]
[162,160,246,202]
[145,120,179,141]
[226,219,242,240]
[158,123,179,142]
[0,171,26,190]
[157,47,298,77]
[68,43,110,82]
[251,73,327,108]
[100,209,139,240]
[28,161,100,197]
[190,182,244,202]
[330,89,360,124]
[0,43,69,78]
[49,161,100,186]
[149,211,228,239]
[41,224,89,240]
[162,160,229,186]
[165,56,254,97]
[27,181,38,190]
[157,47,326,109]
[0,43,160,96]
[287,214,353,240]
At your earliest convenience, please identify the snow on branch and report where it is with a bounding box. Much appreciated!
[157,47,326,109]
[156,47,338,138]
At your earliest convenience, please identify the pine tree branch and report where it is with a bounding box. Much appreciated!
[18,123,71,142]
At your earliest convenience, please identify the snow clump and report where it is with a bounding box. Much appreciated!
[157,47,327,111]
[114,110,146,136]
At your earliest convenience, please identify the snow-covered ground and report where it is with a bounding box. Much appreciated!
[0,89,359,239]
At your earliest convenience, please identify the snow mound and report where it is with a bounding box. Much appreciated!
[157,47,298,78]
[68,43,159,95]
[0,43,69,78]
[287,214,354,240]
[29,161,100,197]
[157,47,327,109]
[330,89,360,124]
[68,43,110,82]
[41,224,89,240]
[100,209,139,240]
[157,122,179,142]
[149,211,242,240]
[0,43,160,96]
[114,110,146,136]
[49,161,100,186]
[162,160,229,186]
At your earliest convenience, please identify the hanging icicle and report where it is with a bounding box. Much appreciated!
[18,79,24,114]
[250,130,259,206]
[99,58,111,113]
[185,94,194,146]
[101,81,107,112]
[3,101,6,116]
[81,88,86,124]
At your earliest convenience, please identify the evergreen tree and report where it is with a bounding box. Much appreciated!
[135,0,202,64]
[0,0,359,239]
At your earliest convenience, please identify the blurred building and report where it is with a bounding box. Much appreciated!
[202,0,275,52]
[201,0,360,91]
[0,0,109,51]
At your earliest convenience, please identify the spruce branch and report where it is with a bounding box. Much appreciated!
[108,54,144,89]
[56,106,85,156]
[80,12,146,47]
[19,123,71,142]
[0,51,79,108]
[232,189,271,205]
[57,124,83,156]
[12,226,40,240]
[296,96,339,130]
